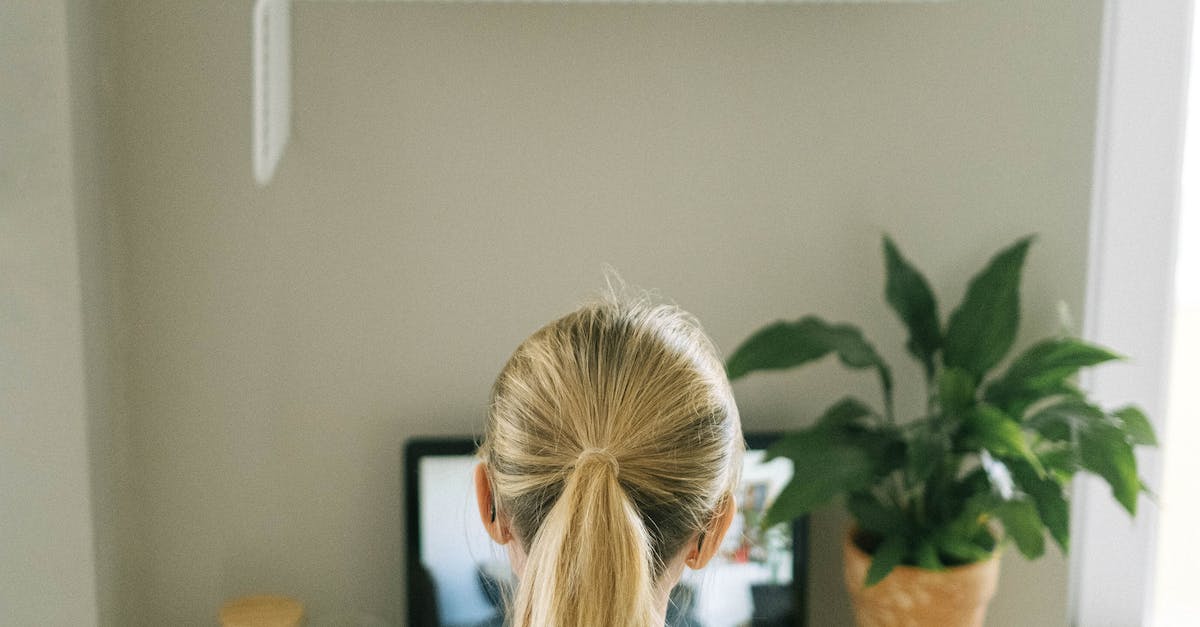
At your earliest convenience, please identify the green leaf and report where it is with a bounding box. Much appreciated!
[815,397,876,430]
[764,399,904,524]
[943,236,1034,380]
[962,405,1043,474]
[1009,459,1070,553]
[1112,405,1157,446]
[914,540,945,571]
[848,424,908,474]
[985,338,1121,415]
[1038,446,1079,482]
[905,422,949,484]
[995,498,1046,559]
[847,492,908,536]
[763,426,826,463]
[970,527,998,554]
[726,317,894,414]
[864,534,907,587]
[726,318,828,380]
[764,429,876,525]
[1026,398,1106,442]
[936,534,994,564]
[1080,421,1141,515]
[986,381,1085,421]
[934,468,991,526]
[764,399,875,462]
[938,367,976,416]
[933,501,998,565]
[1027,400,1141,514]
[883,236,942,380]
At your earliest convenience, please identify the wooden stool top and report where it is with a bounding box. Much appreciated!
[219,595,304,627]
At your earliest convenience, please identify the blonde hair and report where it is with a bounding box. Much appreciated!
[478,293,744,627]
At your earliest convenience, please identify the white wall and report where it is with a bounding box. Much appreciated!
[0,2,102,624]
[102,1,1102,624]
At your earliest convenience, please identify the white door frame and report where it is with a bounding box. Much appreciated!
[1072,1,1193,625]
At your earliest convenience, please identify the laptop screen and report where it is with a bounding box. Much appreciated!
[404,434,807,627]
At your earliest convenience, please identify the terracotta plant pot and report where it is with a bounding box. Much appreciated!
[843,529,1000,627]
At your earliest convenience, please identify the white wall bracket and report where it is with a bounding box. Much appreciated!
[253,0,291,186]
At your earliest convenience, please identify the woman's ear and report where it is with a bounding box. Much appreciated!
[474,463,511,545]
[686,492,737,570]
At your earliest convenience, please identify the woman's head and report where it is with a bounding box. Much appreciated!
[475,293,744,627]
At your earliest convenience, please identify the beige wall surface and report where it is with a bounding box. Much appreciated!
[106,1,1101,624]
[1,1,102,625]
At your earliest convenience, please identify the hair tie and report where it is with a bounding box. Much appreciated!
[576,448,619,476]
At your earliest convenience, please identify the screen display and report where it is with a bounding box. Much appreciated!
[412,447,798,627]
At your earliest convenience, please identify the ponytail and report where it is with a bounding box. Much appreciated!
[512,450,660,627]
[482,296,744,627]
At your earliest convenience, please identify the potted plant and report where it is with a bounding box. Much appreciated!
[726,235,1157,627]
